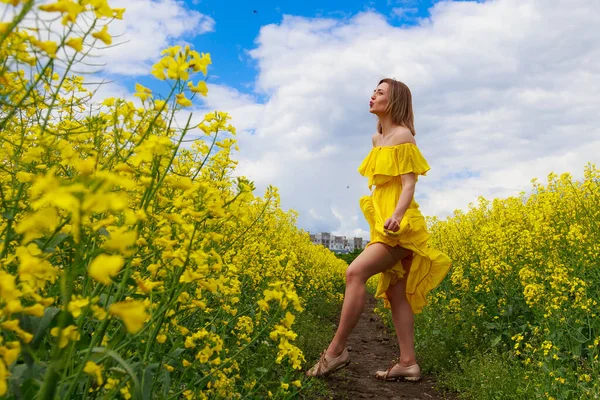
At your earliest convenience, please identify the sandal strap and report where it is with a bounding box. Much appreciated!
[384,357,400,380]
[315,350,328,375]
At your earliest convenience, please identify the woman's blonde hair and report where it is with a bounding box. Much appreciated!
[376,78,416,136]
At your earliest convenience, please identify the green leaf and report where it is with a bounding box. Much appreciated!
[142,363,159,400]
[162,368,171,398]
[169,347,186,359]
[10,363,43,382]
[491,335,502,347]
[17,314,36,339]
[36,232,69,253]
[12,377,41,399]
[98,294,115,308]
[483,321,499,331]
[92,347,142,398]
[75,330,92,350]
[31,307,60,349]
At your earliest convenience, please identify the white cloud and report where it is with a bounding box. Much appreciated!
[1,0,213,77]
[211,0,600,239]
[8,0,598,241]
[198,84,264,133]
[3,0,218,145]
[391,7,418,20]
[96,0,214,76]
[387,0,419,5]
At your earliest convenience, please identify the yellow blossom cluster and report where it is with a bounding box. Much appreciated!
[0,4,347,399]
[424,166,600,398]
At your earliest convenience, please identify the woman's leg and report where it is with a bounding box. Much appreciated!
[385,254,416,366]
[326,243,409,357]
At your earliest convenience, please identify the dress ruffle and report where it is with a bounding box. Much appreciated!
[358,143,431,190]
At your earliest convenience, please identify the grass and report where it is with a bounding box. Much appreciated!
[436,351,538,400]
[295,296,343,399]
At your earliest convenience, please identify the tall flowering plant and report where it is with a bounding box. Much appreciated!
[0,1,348,398]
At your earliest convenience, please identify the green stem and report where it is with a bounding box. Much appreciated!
[37,201,85,399]
[0,183,24,260]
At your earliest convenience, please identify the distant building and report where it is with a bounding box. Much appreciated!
[309,232,368,254]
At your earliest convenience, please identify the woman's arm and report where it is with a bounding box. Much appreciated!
[383,172,416,232]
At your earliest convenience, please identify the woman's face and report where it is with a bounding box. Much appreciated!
[369,82,389,114]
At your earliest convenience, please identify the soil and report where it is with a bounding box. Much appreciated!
[316,293,457,400]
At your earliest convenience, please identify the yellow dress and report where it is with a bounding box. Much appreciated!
[357,143,451,314]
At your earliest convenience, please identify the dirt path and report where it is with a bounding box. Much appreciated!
[318,293,456,400]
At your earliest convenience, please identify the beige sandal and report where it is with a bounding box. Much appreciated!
[306,347,351,377]
[374,358,421,382]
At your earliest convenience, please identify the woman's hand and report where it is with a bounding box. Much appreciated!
[384,215,402,233]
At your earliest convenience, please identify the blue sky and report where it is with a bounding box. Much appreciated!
[128,0,478,97]
[97,0,599,238]
[2,0,597,239]
[194,0,441,94]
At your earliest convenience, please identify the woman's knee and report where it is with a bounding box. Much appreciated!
[345,265,367,284]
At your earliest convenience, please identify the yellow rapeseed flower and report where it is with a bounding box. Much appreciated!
[281,312,295,329]
[151,63,166,80]
[113,8,125,19]
[164,364,174,372]
[135,277,163,294]
[32,40,58,58]
[0,359,8,396]
[22,304,45,317]
[120,385,132,400]
[39,0,84,25]
[65,37,83,52]
[67,296,90,317]
[88,254,124,285]
[83,361,103,385]
[92,25,112,45]
[102,227,137,256]
[0,342,21,366]
[189,52,211,75]
[109,301,147,334]
[0,22,11,34]
[50,325,80,348]
[134,83,152,102]
[167,58,189,80]
[175,93,192,107]
[88,0,113,18]
[91,305,107,320]
[16,245,58,290]
[187,80,208,96]
[0,271,21,302]
[15,171,35,182]
[153,99,167,111]
[156,334,167,344]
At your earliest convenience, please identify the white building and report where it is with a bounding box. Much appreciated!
[308,232,367,253]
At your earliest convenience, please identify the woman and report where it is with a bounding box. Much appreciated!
[306,78,452,381]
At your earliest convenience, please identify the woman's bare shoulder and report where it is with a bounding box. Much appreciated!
[371,132,380,147]
[374,128,416,147]
[388,128,416,145]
